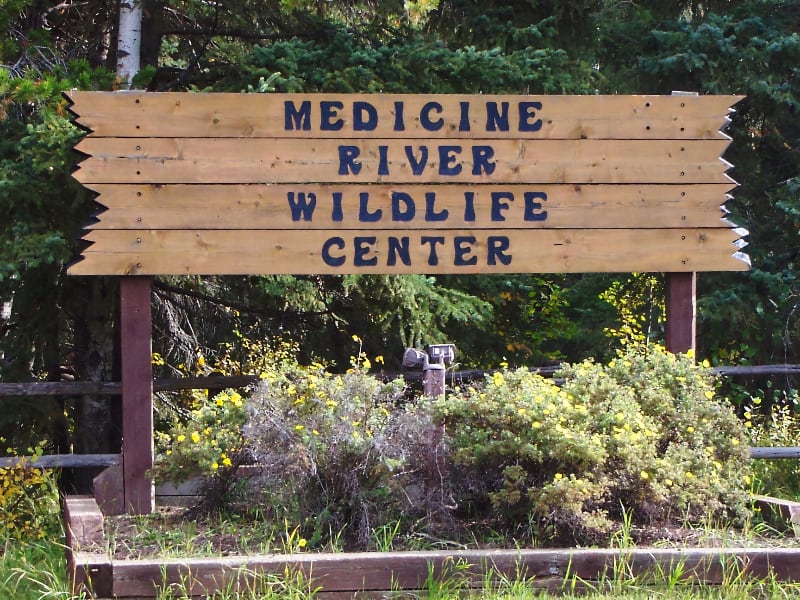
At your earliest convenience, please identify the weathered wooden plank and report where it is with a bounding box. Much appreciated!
[0,453,120,468]
[65,91,742,140]
[73,138,734,185]
[120,277,154,514]
[63,495,105,550]
[85,183,735,230]
[68,550,113,598]
[69,228,749,275]
[0,375,260,397]
[109,547,800,597]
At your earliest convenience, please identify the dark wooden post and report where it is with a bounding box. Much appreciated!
[664,272,696,356]
[120,276,154,514]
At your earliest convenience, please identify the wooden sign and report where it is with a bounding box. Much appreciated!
[66,92,749,275]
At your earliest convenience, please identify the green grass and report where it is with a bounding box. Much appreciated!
[0,533,86,600]
[4,496,800,600]
[6,531,800,599]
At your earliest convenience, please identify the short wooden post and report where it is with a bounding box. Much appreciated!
[664,272,696,356]
[120,276,154,514]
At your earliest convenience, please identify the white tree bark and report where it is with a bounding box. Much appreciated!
[117,0,142,87]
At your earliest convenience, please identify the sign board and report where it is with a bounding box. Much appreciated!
[66,92,749,275]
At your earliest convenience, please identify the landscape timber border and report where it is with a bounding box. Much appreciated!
[64,496,800,598]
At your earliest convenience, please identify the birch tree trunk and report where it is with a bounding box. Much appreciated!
[117,0,142,87]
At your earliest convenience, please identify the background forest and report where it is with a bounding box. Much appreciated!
[0,0,799,467]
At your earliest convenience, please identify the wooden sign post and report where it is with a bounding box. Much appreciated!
[66,92,748,513]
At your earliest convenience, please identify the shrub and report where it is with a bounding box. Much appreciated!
[242,358,441,549]
[428,345,751,544]
[748,391,800,500]
[152,388,248,485]
[0,442,61,540]
[152,338,300,486]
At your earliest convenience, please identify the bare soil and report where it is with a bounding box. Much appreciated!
[97,503,799,561]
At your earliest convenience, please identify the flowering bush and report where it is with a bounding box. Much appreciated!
[152,338,301,484]
[242,355,439,548]
[152,388,248,484]
[0,443,61,540]
[429,345,751,544]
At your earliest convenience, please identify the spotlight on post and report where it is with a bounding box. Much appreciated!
[402,344,456,399]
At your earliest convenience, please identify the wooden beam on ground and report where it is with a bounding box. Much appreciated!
[120,276,154,514]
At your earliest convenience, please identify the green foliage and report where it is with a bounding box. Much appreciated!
[430,345,751,544]
[241,355,434,548]
[152,338,303,483]
[223,25,596,95]
[748,392,800,500]
[0,58,116,453]
[153,388,248,483]
[440,274,579,367]
[600,274,665,348]
[0,442,61,540]
[595,0,800,375]
[339,275,492,358]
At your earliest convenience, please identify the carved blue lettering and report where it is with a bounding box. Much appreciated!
[463,191,476,221]
[405,146,429,176]
[353,101,378,131]
[491,191,514,221]
[287,192,316,221]
[322,237,346,267]
[378,145,389,176]
[393,101,405,131]
[354,236,378,266]
[421,236,445,266]
[524,191,548,221]
[488,236,512,265]
[439,146,462,176]
[472,146,496,175]
[284,100,311,131]
[331,192,343,222]
[459,101,471,132]
[320,101,344,131]
[519,101,543,132]
[338,146,362,175]
[486,101,510,131]
[425,192,449,221]
[454,236,477,266]
[387,237,411,266]
[358,192,382,222]
[420,102,444,131]
[391,192,415,221]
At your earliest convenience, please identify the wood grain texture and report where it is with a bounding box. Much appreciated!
[66,92,748,275]
[69,228,749,275]
[85,183,734,230]
[120,277,154,515]
[73,138,734,185]
[65,91,743,140]
[107,547,800,597]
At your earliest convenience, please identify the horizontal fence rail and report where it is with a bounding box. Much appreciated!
[0,363,797,397]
